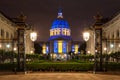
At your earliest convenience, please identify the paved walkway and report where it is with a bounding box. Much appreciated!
[0,72,120,80]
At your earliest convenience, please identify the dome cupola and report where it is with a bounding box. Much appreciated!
[49,8,72,40]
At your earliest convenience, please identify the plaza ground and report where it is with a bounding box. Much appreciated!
[0,72,120,80]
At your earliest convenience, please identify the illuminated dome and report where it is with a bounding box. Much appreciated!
[49,8,72,41]
[51,19,70,29]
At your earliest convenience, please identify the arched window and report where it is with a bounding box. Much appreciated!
[57,29,60,35]
[1,29,4,37]
[67,30,70,36]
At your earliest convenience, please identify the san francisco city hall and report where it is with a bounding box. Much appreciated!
[0,9,120,60]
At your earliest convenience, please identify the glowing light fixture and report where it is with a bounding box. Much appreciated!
[30,32,37,41]
[88,51,90,54]
[83,32,90,41]
[14,47,17,51]
[104,47,107,51]
[6,44,10,48]
[95,50,97,52]
[30,50,33,54]
[110,44,114,48]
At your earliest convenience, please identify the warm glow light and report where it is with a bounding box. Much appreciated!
[95,50,97,52]
[42,44,46,54]
[110,44,114,48]
[61,55,64,59]
[119,44,120,48]
[53,54,57,58]
[14,47,17,51]
[88,51,90,54]
[75,45,79,54]
[58,41,62,53]
[83,32,90,41]
[6,44,10,48]
[30,32,37,41]
[0,44,2,48]
[64,54,67,57]
[104,47,107,51]
[30,50,33,53]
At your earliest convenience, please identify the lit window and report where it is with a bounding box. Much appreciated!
[42,44,46,54]
[50,30,53,36]
[54,41,58,53]
[72,45,75,52]
[58,41,63,53]
[57,29,60,35]
[74,45,79,54]
[63,41,67,53]
[46,46,49,54]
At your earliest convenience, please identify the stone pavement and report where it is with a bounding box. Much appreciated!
[0,72,120,80]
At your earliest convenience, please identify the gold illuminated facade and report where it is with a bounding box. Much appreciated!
[0,12,34,54]
[86,13,120,55]
[39,8,82,60]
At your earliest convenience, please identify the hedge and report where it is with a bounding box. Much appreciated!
[26,63,93,72]
[0,63,16,71]
[0,62,120,72]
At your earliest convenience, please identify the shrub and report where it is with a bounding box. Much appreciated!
[26,62,94,72]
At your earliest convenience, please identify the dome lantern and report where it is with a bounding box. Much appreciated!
[57,8,63,18]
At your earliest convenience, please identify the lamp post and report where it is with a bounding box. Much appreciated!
[104,47,108,71]
[83,31,97,74]
[17,29,37,72]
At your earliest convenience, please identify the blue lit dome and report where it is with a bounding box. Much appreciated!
[51,19,70,29]
[49,8,72,41]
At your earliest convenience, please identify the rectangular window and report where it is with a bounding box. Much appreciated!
[46,46,49,54]
[75,45,79,54]
[62,41,67,53]
[58,41,62,53]
[42,44,46,54]
[54,41,58,53]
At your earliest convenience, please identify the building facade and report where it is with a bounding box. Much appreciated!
[40,9,81,60]
[103,13,120,54]
[86,13,120,55]
[0,12,34,54]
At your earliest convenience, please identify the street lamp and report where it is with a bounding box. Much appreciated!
[6,44,11,51]
[30,32,37,42]
[30,31,37,54]
[83,32,90,41]
[83,31,97,74]
[17,29,37,72]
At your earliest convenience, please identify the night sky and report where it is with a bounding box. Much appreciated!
[0,0,120,41]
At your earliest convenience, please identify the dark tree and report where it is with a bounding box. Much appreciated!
[78,41,86,54]
[34,42,42,54]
